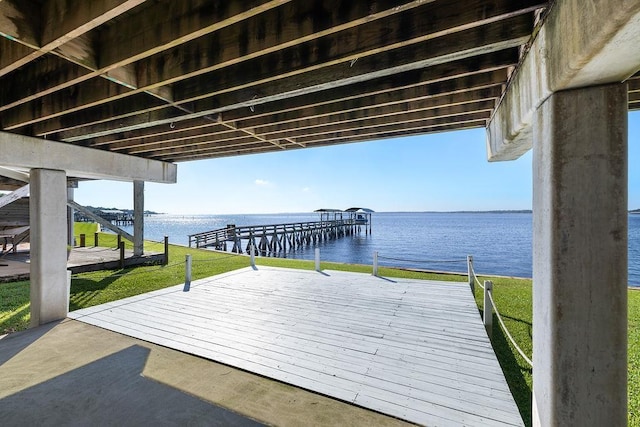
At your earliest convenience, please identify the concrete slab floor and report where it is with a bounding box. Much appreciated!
[0,319,411,427]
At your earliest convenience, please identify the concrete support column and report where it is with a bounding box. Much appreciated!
[133,180,144,256]
[532,83,627,426]
[67,187,74,247]
[29,169,69,327]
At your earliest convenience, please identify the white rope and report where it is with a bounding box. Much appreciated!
[378,255,467,264]
[469,263,485,290]
[487,290,533,367]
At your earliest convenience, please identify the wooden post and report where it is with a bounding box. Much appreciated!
[79,233,86,247]
[372,251,379,276]
[163,236,169,265]
[250,242,256,268]
[94,232,99,247]
[119,241,125,269]
[183,254,192,291]
[483,280,493,339]
[117,234,122,249]
[467,255,474,295]
[315,248,320,272]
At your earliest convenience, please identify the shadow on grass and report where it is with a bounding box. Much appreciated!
[480,307,533,426]
[69,270,131,310]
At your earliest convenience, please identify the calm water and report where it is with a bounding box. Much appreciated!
[120,212,640,286]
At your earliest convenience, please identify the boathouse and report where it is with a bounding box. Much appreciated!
[0,1,637,425]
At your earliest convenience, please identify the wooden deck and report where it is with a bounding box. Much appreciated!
[69,267,523,426]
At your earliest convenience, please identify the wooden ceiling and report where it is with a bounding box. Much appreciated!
[0,0,638,164]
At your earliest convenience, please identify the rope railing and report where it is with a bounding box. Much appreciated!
[470,258,532,368]
[372,251,469,278]
[377,255,467,264]
[70,260,184,279]
[469,262,485,290]
[374,254,531,367]
[484,280,533,367]
[372,251,468,276]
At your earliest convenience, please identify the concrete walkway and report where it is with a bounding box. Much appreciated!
[0,319,409,426]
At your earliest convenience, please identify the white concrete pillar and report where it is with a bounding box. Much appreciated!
[133,180,144,256]
[532,83,627,426]
[29,169,69,327]
[67,187,75,246]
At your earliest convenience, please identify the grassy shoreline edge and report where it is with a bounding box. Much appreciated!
[1,226,638,426]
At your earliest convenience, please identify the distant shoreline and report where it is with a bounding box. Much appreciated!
[148,209,640,215]
[86,207,640,216]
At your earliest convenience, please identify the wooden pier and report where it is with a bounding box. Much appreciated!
[189,209,372,254]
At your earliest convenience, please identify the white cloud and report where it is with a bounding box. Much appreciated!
[255,179,271,186]
[302,187,310,192]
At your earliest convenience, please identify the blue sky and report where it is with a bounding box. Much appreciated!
[75,111,640,214]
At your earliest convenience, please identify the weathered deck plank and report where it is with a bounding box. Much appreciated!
[69,266,523,426]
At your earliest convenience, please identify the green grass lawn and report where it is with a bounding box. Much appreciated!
[1,227,638,425]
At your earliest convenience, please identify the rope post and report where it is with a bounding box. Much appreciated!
[119,241,125,269]
[79,233,86,247]
[483,280,493,339]
[94,232,99,247]
[163,236,169,265]
[250,242,256,268]
[315,248,320,272]
[184,254,192,291]
[467,255,474,295]
[372,251,379,276]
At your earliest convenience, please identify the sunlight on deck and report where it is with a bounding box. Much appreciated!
[69,266,522,426]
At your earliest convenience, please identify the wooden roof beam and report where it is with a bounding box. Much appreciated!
[84,51,518,147]
[0,0,145,77]
[143,101,494,158]
[105,72,505,153]
[0,0,291,112]
[271,112,491,145]
[127,93,497,156]
[50,15,534,142]
[257,100,496,141]
[146,111,490,159]
[0,1,430,128]
[233,75,504,133]
[159,121,488,162]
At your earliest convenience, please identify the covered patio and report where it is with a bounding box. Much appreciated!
[1,1,638,424]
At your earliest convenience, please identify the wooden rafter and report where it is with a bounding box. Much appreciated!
[3,0,603,165]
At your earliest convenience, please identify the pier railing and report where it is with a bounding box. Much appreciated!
[374,251,533,368]
[188,218,365,253]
